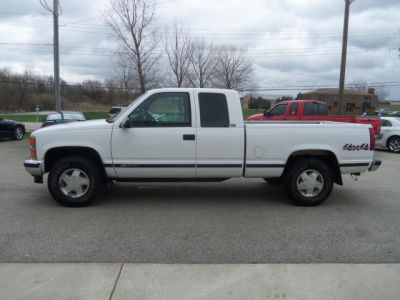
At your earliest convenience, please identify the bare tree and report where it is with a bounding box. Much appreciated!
[164,23,193,87]
[114,50,136,100]
[375,85,389,101]
[213,46,253,90]
[188,39,216,88]
[106,0,160,93]
[349,81,368,93]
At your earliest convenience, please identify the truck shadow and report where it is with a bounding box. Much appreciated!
[95,180,294,207]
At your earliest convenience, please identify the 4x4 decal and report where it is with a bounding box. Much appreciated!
[343,143,369,151]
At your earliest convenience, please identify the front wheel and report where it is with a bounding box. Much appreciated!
[47,156,102,207]
[13,126,24,140]
[387,136,400,153]
[283,158,333,206]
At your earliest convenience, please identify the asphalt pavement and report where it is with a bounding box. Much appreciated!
[0,139,399,263]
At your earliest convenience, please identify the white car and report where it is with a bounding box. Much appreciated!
[376,117,400,153]
[24,88,381,207]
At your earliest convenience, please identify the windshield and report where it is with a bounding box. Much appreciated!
[46,113,86,121]
[106,92,148,123]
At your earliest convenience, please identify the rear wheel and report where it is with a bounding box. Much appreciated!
[47,156,102,207]
[283,158,333,206]
[13,126,24,140]
[387,136,400,153]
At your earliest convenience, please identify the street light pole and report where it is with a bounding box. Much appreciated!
[53,0,61,113]
[338,0,355,115]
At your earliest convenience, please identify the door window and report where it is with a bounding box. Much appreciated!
[128,92,191,127]
[199,93,229,127]
[270,104,288,116]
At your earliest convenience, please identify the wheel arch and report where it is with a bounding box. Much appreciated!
[283,149,342,185]
[44,146,106,179]
[386,135,400,147]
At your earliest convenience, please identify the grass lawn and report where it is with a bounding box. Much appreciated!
[0,114,40,122]
[0,112,108,123]
[1,110,261,122]
[378,105,400,111]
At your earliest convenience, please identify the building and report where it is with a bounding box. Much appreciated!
[298,88,378,114]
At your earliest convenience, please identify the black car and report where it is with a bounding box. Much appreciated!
[0,118,25,140]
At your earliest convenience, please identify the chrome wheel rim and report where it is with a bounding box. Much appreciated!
[15,127,23,139]
[296,169,324,198]
[389,139,400,152]
[59,168,90,198]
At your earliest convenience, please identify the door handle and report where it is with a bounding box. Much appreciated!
[183,134,195,141]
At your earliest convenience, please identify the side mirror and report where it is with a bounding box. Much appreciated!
[264,110,272,117]
[120,117,131,128]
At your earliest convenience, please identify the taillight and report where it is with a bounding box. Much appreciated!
[369,128,375,151]
[29,137,37,159]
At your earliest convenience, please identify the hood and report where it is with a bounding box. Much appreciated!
[33,119,112,134]
[1,119,25,126]
[246,114,264,121]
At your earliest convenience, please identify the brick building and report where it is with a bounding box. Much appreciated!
[298,88,378,114]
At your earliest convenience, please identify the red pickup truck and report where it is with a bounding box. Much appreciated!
[247,100,381,134]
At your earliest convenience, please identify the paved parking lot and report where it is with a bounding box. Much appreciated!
[0,139,399,263]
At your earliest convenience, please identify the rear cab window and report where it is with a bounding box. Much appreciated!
[303,102,328,115]
[198,93,229,127]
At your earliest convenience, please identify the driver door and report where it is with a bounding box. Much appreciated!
[111,91,197,178]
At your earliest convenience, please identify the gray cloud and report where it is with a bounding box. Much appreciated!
[0,0,399,98]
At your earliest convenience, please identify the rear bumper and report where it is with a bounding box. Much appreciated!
[24,158,44,177]
[369,159,382,172]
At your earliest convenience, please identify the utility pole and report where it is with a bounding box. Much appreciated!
[39,0,61,112]
[53,0,61,112]
[338,0,355,115]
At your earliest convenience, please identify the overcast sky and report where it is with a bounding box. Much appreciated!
[0,0,399,99]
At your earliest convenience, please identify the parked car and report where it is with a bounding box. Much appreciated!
[106,107,123,121]
[42,111,86,127]
[247,100,381,135]
[388,111,400,117]
[0,117,25,140]
[376,117,400,153]
[375,108,391,115]
[25,88,381,207]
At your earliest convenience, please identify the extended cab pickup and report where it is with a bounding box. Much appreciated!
[24,88,381,207]
[247,100,381,135]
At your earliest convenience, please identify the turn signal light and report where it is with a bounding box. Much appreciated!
[29,137,37,159]
[30,150,37,160]
[29,137,36,147]
[369,128,375,151]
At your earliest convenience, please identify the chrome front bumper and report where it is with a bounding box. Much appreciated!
[369,159,382,172]
[24,158,44,177]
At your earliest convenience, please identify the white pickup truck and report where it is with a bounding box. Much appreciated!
[24,88,381,207]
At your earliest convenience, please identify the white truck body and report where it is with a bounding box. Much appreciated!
[24,88,381,206]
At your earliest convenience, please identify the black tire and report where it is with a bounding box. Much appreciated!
[283,158,334,206]
[13,126,24,140]
[387,136,400,153]
[263,177,282,184]
[47,156,102,207]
